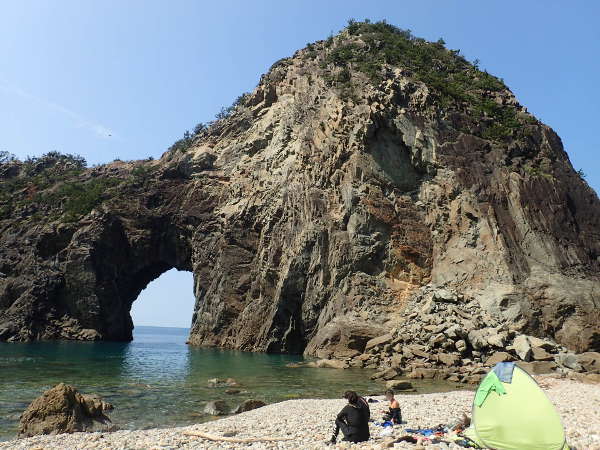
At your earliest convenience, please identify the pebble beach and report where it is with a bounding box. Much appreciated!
[1,377,598,450]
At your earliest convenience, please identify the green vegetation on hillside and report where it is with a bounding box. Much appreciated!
[318,19,534,142]
[0,151,123,222]
[40,177,121,222]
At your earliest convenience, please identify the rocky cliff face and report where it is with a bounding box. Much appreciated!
[1,22,599,368]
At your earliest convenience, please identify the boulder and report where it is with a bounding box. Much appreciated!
[314,348,334,359]
[305,319,386,357]
[467,329,488,350]
[437,353,460,366]
[577,352,600,373]
[315,359,347,369]
[405,344,430,359]
[432,289,460,303]
[204,400,229,416]
[533,361,558,374]
[463,374,484,384]
[364,334,394,352]
[583,373,600,384]
[444,324,462,340]
[447,374,462,383]
[370,370,385,380]
[517,361,557,375]
[455,340,467,354]
[19,383,115,437]
[232,399,266,414]
[531,347,553,361]
[389,354,403,369]
[485,352,513,366]
[557,353,582,371]
[431,333,446,347]
[348,359,364,368]
[512,335,532,361]
[385,380,414,391]
[486,332,507,348]
[408,368,447,380]
[528,336,556,352]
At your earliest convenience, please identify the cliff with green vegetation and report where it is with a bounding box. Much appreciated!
[1,21,599,379]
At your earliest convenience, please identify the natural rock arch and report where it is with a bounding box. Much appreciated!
[1,23,600,359]
[5,186,197,342]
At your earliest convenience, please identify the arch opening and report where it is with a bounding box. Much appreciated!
[130,268,196,332]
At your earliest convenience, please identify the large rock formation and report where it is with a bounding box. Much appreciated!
[1,22,599,365]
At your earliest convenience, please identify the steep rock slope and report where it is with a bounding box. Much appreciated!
[1,22,599,362]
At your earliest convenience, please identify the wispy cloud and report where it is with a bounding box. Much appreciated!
[0,79,118,140]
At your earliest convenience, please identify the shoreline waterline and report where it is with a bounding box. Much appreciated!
[0,377,597,449]
[0,326,469,441]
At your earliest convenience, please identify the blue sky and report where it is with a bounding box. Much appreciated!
[2,1,598,327]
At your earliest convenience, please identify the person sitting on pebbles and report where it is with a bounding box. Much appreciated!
[382,389,402,424]
[329,390,370,444]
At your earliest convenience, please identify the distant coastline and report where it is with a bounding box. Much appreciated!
[133,325,190,331]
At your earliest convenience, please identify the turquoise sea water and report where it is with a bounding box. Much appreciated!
[0,326,467,440]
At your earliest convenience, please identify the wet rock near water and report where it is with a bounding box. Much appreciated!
[18,383,116,437]
[231,399,266,414]
[207,378,239,388]
[203,400,229,416]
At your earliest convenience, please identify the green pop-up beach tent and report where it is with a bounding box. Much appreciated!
[462,362,569,450]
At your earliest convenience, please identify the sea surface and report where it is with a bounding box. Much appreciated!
[0,326,467,440]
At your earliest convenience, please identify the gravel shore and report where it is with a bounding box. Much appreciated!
[1,377,598,450]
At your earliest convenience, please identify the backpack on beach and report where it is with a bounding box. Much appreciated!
[462,362,569,450]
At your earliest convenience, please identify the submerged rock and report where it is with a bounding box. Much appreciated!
[207,378,239,388]
[203,400,228,416]
[19,383,115,437]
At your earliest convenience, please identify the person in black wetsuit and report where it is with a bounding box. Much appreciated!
[329,390,370,444]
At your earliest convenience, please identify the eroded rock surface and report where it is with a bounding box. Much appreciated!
[19,383,115,437]
[0,23,599,364]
